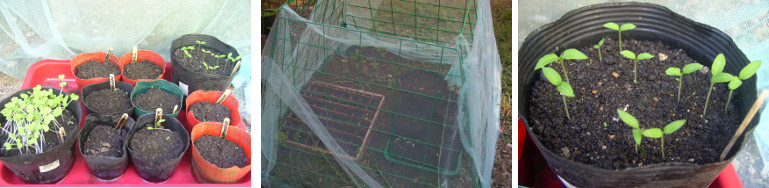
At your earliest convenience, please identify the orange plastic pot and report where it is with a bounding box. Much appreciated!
[71,52,121,88]
[185,90,243,131]
[118,50,167,86]
[190,122,251,183]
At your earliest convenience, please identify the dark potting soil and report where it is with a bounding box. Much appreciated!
[123,60,162,80]
[194,135,248,168]
[134,88,180,113]
[129,127,184,161]
[173,46,234,76]
[528,38,739,170]
[0,110,77,157]
[189,102,232,123]
[75,60,121,79]
[84,125,126,158]
[85,88,131,113]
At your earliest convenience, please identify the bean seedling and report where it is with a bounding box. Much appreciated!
[640,119,686,158]
[535,66,575,119]
[202,61,219,70]
[619,50,654,83]
[603,22,636,52]
[617,109,642,153]
[665,63,704,101]
[703,54,733,115]
[725,60,761,111]
[146,118,165,130]
[534,49,587,83]
[593,38,605,62]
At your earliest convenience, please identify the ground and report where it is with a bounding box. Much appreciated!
[490,0,513,187]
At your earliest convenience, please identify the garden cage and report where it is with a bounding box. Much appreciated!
[261,0,502,187]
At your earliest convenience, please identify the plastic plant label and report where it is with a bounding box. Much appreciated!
[39,159,60,173]
[179,82,189,96]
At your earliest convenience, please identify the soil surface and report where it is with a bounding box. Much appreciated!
[75,60,120,79]
[189,102,232,123]
[134,88,180,113]
[129,127,184,161]
[84,125,127,157]
[0,110,77,157]
[528,38,739,169]
[194,135,248,168]
[123,60,162,80]
[173,46,235,76]
[85,88,132,114]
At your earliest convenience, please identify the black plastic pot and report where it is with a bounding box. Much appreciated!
[126,114,189,182]
[518,3,758,187]
[170,34,240,95]
[78,114,135,180]
[0,87,82,184]
[81,80,135,116]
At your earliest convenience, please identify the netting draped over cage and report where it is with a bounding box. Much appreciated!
[261,0,501,187]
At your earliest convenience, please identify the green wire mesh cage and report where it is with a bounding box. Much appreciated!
[262,0,499,187]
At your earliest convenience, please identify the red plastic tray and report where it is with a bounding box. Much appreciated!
[0,60,251,186]
[518,117,744,188]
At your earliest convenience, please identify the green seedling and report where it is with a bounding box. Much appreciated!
[603,22,636,51]
[703,54,733,115]
[619,50,654,83]
[534,49,587,83]
[617,109,642,153]
[535,66,574,119]
[195,40,206,50]
[640,120,686,158]
[202,61,219,70]
[147,118,165,130]
[665,63,704,101]
[593,38,605,62]
[725,60,761,111]
[227,52,242,63]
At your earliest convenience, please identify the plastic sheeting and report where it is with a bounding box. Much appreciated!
[261,0,500,187]
[0,0,252,118]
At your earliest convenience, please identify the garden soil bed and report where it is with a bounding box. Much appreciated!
[528,38,739,169]
[173,47,233,76]
[134,88,181,113]
[189,102,232,123]
[123,60,162,80]
[0,110,77,157]
[129,127,184,161]
[75,60,120,79]
[194,135,248,168]
[85,88,132,114]
[83,125,126,158]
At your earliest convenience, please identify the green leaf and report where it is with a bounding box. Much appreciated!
[598,38,605,46]
[58,74,65,80]
[557,82,574,97]
[632,128,642,145]
[603,22,620,30]
[739,60,761,80]
[637,53,654,60]
[619,23,636,31]
[728,77,742,90]
[642,128,663,138]
[3,143,11,150]
[616,109,639,129]
[541,67,562,86]
[535,54,559,70]
[593,45,599,49]
[682,63,704,74]
[619,50,636,60]
[712,72,734,83]
[665,67,681,76]
[71,93,79,101]
[52,107,63,117]
[663,120,686,134]
[561,49,587,60]
[711,53,726,76]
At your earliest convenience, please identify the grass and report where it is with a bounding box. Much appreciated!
[493,0,512,144]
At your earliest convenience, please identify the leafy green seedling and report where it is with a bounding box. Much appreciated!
[593,38,605,62]
[535,66,575,119]
[703,54,733,115]
[619,50,654,83]
[534,49,587,83]
[665,63,704,101]
[1,84,78,154]
[725,60,762,111]
[617,109,642,153]
[147,118,166,130]
[195,40,206,50]
[202,61,219,70]
[227,52,242,63]
[641,120,686,158]
[603,22,636,52]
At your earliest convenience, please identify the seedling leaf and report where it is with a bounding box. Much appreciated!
[711,54,726,75]
[739,60,761,80]
[642,128,663,138]
[616,109,638,128]
[535,54,559,70]
[663,120,686,134]
[619,50,635,59]
[619,23,636,31]
[632,128,642,145]
[603,22,619,30]
[557,82,574,97]
[728,77,742,90]
[541,67,562,86]
[682,63,704,74]
[637,53,654,60]
[561,49,587,60]
[712,72,733,83]
[598,38,604,46]
[665,67,681,76]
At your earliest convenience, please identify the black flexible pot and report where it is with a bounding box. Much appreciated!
[126,114,189,182]
[81,80,135,116]
[518,2,758,187]
[170,34,240,95]
[78,114,135,180]
[0,87,82,184]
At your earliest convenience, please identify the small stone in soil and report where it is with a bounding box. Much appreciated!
[85,88,132,114]
[84,125,126,158]
[612,72,619,78]
[194,135,249,168]
[76,60,121,79]
[134,88,180,113]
